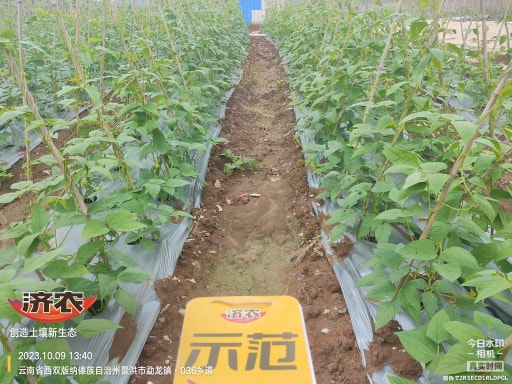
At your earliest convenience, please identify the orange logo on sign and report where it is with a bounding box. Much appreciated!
[221,309,266,323]
[8,291,97,323]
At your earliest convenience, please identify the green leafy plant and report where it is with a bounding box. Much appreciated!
[0,164,12,186]
[220,148,257,176]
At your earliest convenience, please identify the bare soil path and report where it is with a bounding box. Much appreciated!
[129,32,370,384]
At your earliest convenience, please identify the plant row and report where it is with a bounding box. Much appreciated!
[264,1,512,382]
[0,0,248,383]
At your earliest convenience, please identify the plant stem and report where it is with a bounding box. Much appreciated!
[51,0,86,86]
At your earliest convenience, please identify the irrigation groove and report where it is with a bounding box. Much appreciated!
[130,30,370,384]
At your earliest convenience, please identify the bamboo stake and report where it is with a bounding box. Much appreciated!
[51,0,85,86]
[51,0,135,191]
[75,0,81,47]
[362,0,405,125]
[128,0,171,104]
[17,0,32,183]
[2,49,88,216]
[427,0,447,47]
[155,0,188,91]
[106,0,145,101]
[479,0,491,97]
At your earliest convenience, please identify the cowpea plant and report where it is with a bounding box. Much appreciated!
[265,0,512,381]
[0,0,248,382]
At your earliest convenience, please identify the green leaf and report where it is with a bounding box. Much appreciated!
[0,223,29,240]
[440,247,479,275]
[473,311,512,337]
[463,271,512,302]
[98,273,117,300]
[426,173,450,195]
[0,269,15,283]
[85,85,101,106]
[375,301,399,330]
[411,53,431,85]
[386,80,410,96]
[31,204,50,233]
[76,319,123,338]
[356,269,387,287]
[421,291,438,318]
[434,262,461,282]
[163,178,190,188]
[366,279,398,301]
[421,162,447,173]
[398,281,421,323]
[374,209,409,221]
[407,17,428,36]
[389,266,410,284]
[55,212,88,228]
[371,179,394,193]
[105,212,146,232]
[77,241,104,263]
[429,221,451,243]
[17,233,41,257]
[397,325,438,363]
[0,289,22,323]
[114,287,136,316]
[0,106,31,125]
[429,342,475,375]
[107,250,138,267]
[403,170,426,190]
[399,111,439,125]
[451,119,477,145]
[357,213,376,240]
[398,239,437,260]
[144,182,161,199]
[117,267,150,284]
[374,222,392,243]
[471,194,496,223]
[82,219,110,238]
[23,247,64,274]
[455,217,488,242]
[329,223,347,242]
[383,146,421,168]
[43,260,88,279]
[426,310,450,343]
[0,245,16,268]
[444,321,484,341]
[152,129,168,154]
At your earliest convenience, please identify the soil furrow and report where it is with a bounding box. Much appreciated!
[130,31,369,384]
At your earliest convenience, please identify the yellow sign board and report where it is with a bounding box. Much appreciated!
[174,296,316,384]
